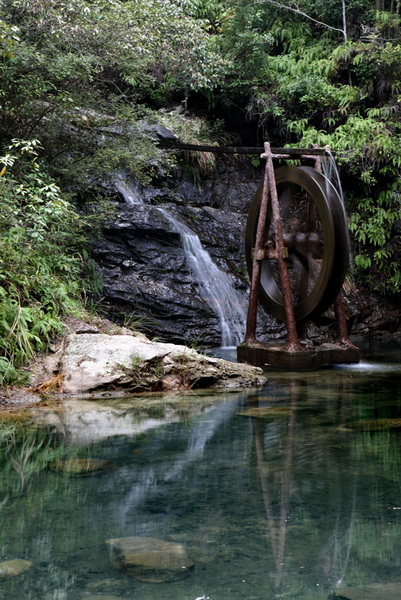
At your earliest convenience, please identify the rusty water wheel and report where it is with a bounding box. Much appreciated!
[245,166,350,323]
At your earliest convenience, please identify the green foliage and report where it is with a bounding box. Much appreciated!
[227,0,401,296]
[0,18,20,58]
[348,187,401,293]
[0,139,99,379]
[0,0,230,190]
[157,110,234,180]
[2,0,228,106]
[0,0,400,385]
[216,0,273,97]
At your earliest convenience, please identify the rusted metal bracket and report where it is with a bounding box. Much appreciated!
[244,142,305,351]
[243,142,355,354]
[253,248,289,260]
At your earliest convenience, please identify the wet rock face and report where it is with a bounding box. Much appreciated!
[92,203,221,346]
[91,162,401,346]
[91,163,266,347]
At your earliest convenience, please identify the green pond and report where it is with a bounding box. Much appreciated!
[1,341,401,600]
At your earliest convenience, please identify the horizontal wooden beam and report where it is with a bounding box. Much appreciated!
[158,140,331,156]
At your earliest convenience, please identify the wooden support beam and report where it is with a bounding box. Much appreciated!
[158,141,330,156]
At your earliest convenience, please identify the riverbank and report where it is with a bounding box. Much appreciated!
[0,317,266,410]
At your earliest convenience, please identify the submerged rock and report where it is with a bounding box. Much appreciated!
[52,458,113,476]
[87,596,125,600]
[237,406,293,418]
[335,582,401,599]
[86,578,124,592]
[106,536,194,583]
[349,418,401,431]
[0,559,32,578]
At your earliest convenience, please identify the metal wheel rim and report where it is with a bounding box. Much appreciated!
[245,166,350,322]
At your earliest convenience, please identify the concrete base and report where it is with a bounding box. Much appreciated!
[237,341,360,370]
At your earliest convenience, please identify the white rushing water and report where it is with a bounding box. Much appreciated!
[157,208,246,347]
[114,173,143,205]
[321,150,354,270]
[322,150,345,207]
[116,177,247,347]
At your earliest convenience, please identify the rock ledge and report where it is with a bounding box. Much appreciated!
[34,332,266,395]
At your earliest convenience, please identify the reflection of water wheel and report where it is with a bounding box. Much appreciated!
[245,166,350,322]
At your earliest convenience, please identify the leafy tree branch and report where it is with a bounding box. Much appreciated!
[257,0,348,41]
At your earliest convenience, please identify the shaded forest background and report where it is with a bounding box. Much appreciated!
[1,0,400,383]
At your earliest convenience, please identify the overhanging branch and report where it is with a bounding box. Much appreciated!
[257,0,347,42]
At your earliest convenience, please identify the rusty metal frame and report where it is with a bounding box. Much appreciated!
[244,142,353,351]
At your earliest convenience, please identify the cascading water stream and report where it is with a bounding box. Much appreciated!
[322,150,345,207]
[321,150,354,269]
[157,208,246,347]
[116,177,247,347]
[114,173,143,205]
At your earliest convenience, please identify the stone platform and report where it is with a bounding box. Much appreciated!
[237,341,360,370]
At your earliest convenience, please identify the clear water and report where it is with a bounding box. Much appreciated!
[1,344,401,600]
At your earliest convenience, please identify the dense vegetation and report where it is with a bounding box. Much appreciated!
[1,0,400,383]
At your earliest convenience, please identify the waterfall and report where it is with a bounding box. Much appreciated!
[158,208,246,347]
[114,173,143,205]
[321,151,353,268]
[321,151,345,208]
[114,177,246,347]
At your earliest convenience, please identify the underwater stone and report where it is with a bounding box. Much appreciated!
[348,418,401,431]
[86,578,123,592]
[87,596,125,600]
[335,582,401,599]
[106,536,194,583]
[52,458,113,476]
[0,559,32,578]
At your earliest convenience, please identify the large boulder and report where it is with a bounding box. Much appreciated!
[38,332,266,395]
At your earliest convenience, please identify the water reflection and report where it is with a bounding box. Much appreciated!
[0,344,401,599]
[251,383,297,589]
